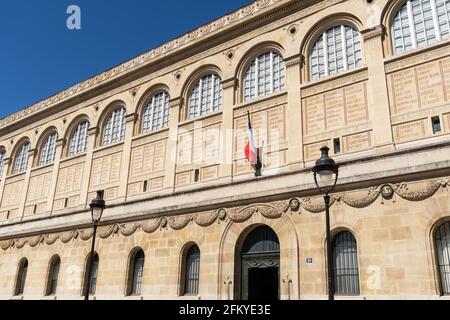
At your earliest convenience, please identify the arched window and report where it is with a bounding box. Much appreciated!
[14,258,28,296]
[13,142,30,174]
[69,121,90,156]
[103,107,126,146]
[83,253,99,296]
[310,25,362,80]
[39,132,58,166]
[0,150,5,178]
[188,74,222,119]
[45,255,61,296]
[392,0,450,55]
[244,51,285,102]
[435,221,450,295]
[142,91,170,133]
[127,249,145,296]
[182,245,201,295]
[332,231,360,295]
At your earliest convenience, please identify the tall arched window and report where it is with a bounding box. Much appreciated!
[244,51,285,102]
[435,221,450,295]
[188,74,222,119]
[310,25,362,80]
[14,258,28,296]
[332,231,360,295]
[83,253,99,296]
[103,107,126,146]
[127,249,145,296]
[182,245,201,295]
[39,132,58,166]
[392,0,450,55]
[13,142,30,174]
[69,121,90,156]
[0,150,5,178]
[142,91,170,133]
[45,255,61,296]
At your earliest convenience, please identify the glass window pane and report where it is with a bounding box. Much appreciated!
[0,151,5,178]
[103,107,126,145]
[436,222,450,294]
[69,121,89,156]
[142,91,170,133]
[332,231,360,295]
[39,132,58,166]
[14,142,30,174]
[188,74,222,119]
[184,245,200,295]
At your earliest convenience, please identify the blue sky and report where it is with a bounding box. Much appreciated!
[0,0,251,119]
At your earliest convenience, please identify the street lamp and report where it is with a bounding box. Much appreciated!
[312,146,339,301]
[84,190,106,301]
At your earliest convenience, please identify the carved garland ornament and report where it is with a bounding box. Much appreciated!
[1,177,449,251]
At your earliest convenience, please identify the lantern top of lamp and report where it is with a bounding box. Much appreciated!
[312,146,339,174]
[90,190,106,209]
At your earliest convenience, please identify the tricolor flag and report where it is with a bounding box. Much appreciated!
[244,111,258,167]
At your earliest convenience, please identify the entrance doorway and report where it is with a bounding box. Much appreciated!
[240,225,280,300]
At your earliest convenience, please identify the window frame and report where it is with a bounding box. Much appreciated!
[14,258,28,297]
[331,230,361,296]
[45,256,61,296]
[182,244,201,296]
[38,131,58,166]
[0,149,5,179]
[309,24,363,81]
[127,249,145,296]
[141,91,170,134]
[13,142,31,175]
[102,107,127,146]
[187,73,223,120]
[83,252,99,297]
[69,120,90,157]
[391,0,450,55]
[435,221,450,295]
[243,51,286,102]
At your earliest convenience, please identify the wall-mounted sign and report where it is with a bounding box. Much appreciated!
[306,258,313,264]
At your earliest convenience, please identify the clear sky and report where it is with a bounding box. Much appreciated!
[0,0,251,119]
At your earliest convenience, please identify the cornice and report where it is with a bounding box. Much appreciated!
[0,0,297,131]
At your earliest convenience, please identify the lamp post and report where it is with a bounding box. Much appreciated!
[312,146,339,301]
[84,190,106,301]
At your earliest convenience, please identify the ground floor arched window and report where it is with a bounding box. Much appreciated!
[435,221,450,295]
[332,231,360,295]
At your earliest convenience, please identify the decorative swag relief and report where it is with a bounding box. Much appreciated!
[1,177,448,251]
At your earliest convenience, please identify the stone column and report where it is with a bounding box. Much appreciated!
[118,113,137,201]
[47,139,64,212]
[18,148,36,220]
[79,126,97,208]
[362,26,395,153]
[219,77,236,181]
[285,54,304,170]
[163,97,182,192]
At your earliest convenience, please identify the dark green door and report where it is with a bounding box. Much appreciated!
[240,226,280,300]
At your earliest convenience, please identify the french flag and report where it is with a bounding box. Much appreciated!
[244,111,257,167]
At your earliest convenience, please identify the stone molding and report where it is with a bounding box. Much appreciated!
[1,176,448,251]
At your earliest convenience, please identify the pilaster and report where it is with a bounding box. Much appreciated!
[163,97,182,192]
[118,113,137,200]
[219,77,236,180]
[80,126,97,208]
[18,149,36,219]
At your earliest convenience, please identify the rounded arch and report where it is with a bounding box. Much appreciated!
[300,13,364,82]
[35,126,59,167]
[381,0,408,35]
[13,257,29,296]
[64,114,91,157]
[97,100,128,147]
[235,41,286,103]
[136,84,171,135]
[181,65,223,120]
[125,246,146,296]
[9,136,31,175]
[429,216,450,295]
[217,212,299,300]
[178,241,201,296]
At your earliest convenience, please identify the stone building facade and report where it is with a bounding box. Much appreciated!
[0,0,450,300]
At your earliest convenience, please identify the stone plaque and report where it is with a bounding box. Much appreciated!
[56,163,84,195]
[235,117,248,153]
[90,152,122,188]
[389,69,419,115]
[128,182,141,196]
[1,180,23,208]
[176,172,192,187]
[234,160,251,176]
[131,140,167,178]
[343,132,372,153]
[325,88,346,130]
[201,165,219,182]
[416,61,445,108]
[440,57,450,99]
[27,173,51,202]
[178,133,193,166]
[268,106,286,143]
[204,126,220,164]
[345,83,368,125]
[304,142,329,161]
[303,95,325,135]
[394,120,426,143]
[150,177,164,191]
[251,112,266,147]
